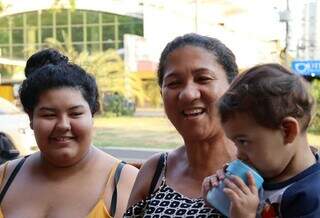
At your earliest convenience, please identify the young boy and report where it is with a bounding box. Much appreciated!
[203,63,320,218]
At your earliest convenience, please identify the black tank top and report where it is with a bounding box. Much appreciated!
[124,153,226,217]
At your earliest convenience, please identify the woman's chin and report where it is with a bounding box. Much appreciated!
[182,130,211,143]
[42,149,85,167]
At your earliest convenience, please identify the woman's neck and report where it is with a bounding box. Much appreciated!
[34,146,96,179]
[183,133,237,179]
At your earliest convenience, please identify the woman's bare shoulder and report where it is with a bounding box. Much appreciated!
[94,147,138,186]
[140,152,164,173]
[136,147,185,187]
[126,152,165,208]
[120,163,138,178]
[0,156,32,190]
[118,163,138,191]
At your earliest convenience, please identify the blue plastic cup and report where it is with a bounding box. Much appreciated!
[206,160,264,216]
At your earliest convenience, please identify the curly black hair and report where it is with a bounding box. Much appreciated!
[19,63,100,116]
[24,48,69,78]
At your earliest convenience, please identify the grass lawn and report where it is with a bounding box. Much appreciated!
[93,116,320,149]
[93,116,183,149]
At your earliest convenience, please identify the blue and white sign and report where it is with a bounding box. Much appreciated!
[291,60,320,77]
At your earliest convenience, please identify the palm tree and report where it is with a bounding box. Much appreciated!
[0,1,3,13]
[310,80,320,134]
[44,35,147,113]
[52,0,76,11]
[0,0,9,13]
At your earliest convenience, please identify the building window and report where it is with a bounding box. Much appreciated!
[0,31,9,44]
[56,10,69,26]
[42,11,54,26]
[12,15,23,28]
[87,26,99,42]
[12,29,23,44]
[41,28,53,43]
[0,9,143,59]
[72,27,83,42]
[71,11,83,25]
[86,11,99,24]
[56,27,68,42]
[0,17,9,28]
[26,13,38,27]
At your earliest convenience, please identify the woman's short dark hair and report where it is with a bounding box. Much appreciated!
[218,63,314,132]
[157,33,239,86]
[19,63,100,115]
[24,48,69,78]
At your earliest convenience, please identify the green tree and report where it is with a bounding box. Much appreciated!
[0,0,10,14]
[0,1,3,12]
[44,36,147,114]
[51,0,76,11]
[143,79,162,107]
[128,72,148,107]
[310,79,320,134]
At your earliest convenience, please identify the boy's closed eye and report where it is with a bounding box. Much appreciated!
[234,138,250,147]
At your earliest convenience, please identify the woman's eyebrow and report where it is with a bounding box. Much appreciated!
[38,107,55,112]
[163,71,180,80]
[193,68,214,74]
[38,105,85,111]
[68,105,85,110]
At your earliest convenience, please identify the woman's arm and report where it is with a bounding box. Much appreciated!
[0,157,25,192]
[114,164,138,218]
[0,163,7,190]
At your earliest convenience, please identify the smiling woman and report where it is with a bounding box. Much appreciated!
[31,87,94,167]
[0,49,138,218]
[125,33,238,217]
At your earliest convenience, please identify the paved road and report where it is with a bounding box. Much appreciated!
[99,147,169,163]
[100,108,169,163]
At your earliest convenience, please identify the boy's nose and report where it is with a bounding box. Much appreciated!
[236,150,248,162]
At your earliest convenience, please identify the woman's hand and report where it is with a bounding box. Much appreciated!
[223,172,259,218]
[201,169,226,203]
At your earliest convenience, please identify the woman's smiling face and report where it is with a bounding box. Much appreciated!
[161,45,230,142]
[31,87,93,167]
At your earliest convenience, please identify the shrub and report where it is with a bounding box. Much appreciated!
[103,93,135,116]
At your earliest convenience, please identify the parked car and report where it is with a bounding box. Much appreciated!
[0,97,37,162]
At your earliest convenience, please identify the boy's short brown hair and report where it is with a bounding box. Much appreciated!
[218,63,314,132]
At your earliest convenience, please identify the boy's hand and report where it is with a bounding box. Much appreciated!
[223,172,259,218]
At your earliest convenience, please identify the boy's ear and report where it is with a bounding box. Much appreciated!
[280,117,299,144]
